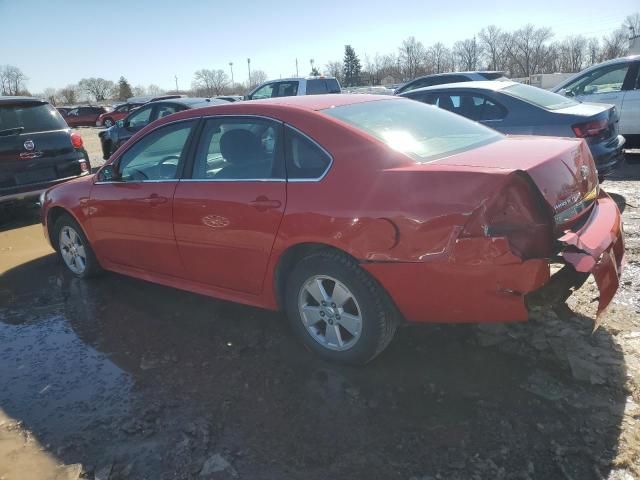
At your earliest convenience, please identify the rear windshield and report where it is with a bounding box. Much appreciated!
[502,83,578,110]
[307,79,341,95]
[0,102,67,135]
[322,98,501,162]
[481,72,505,80]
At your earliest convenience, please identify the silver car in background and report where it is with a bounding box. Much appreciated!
[553,55,640,148]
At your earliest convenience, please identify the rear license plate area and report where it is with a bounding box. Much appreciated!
[14,168,56,185]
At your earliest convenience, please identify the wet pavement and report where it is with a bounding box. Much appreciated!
[1,158,640,479]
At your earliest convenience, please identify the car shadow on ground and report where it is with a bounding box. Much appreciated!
[0,201,40,232]
[0,254,629,479]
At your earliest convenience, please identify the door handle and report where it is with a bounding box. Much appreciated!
[249,196,281,211]
[142,194,168,206]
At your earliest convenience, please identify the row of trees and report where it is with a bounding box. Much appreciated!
[190,68,267,96]
[39,77,165,105]
[327,12,639,86]
[0,65,29,96]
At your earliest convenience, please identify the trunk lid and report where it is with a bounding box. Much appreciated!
[431,136,599,225]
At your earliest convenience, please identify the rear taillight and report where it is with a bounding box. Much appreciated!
[462,173,553,259]
[70,132,83,149]
[572,118,608,138]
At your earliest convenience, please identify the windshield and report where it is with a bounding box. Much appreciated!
[322,98,501,162]
[0,102,67,134]
[503,83,578,110]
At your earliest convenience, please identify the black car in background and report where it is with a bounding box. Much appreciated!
[0,97,90,203]
[99,97,227,159]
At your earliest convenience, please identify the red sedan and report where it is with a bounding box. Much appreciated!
[40,95,624,364]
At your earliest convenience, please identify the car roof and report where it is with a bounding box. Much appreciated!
[150,97,229,108]
[409,71,504,81]
[402,80,517,94]
[229,93,396,111]
[0,96,46,105]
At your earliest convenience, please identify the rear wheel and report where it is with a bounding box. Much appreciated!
[53,214,101,278]
[285,250,398,365]
[103,117,114,127]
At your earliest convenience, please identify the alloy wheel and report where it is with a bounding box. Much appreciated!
[59,226,87,275]
[298,275,363,351]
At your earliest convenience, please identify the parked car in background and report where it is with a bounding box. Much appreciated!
[1,97,90,203]
[245,76,341,100]
[96,103,143,127]
[56,106,72,117]
[394,71,506,95]
[99,97,227,159]
[42,94,622,364]
[215,95,244,102]
[401,81,625,178]
[64,106,110,127]
[553,55,640,147]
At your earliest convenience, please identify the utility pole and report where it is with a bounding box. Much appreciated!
[310,58,315,75]
[247,58,251,86]
[229,62,234,85]
[174,75,178,92]
[295,58,299,77]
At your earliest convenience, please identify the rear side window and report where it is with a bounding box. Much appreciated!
[430,93,506,121]
[274,81,299,97]
[306,79,341,95]
[285,126,331,179]
[0,102,67,134]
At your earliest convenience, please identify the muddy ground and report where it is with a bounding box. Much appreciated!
[0,146,639,479]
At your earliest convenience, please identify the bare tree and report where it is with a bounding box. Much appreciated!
[58,85,79,104]
[0,65,28,95]
[132,85,146,97]
[147,84,164,96]
[78,77,114,102]
[624,12,640,37]
[325,60,344,84]
[479,26,506,71]
[192,69,230,96]
[556,36,586,72]
[398,36,425,80]
[42,88,58,105]
[601,28,628,60]
[427,43,452,74]
[504,25,553,77]
[454,36,483,71]
[586,37,601,65]
[249,70,268,88]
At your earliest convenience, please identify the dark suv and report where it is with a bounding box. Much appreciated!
[1,97,90,203]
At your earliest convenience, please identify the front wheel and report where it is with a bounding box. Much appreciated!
[53,214,102,278]
[285,250,398,365]
[103,117,114,127]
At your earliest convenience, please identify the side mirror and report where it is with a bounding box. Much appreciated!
[97,164,119,182]
[116,119,125,128]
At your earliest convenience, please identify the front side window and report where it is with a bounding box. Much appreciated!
[127,105,153,128]
[250,83,276,100]
[118,120,194,182]
[323,98,501,163]
[285,127,331,179]
[563,63,630,96]
[191,117,283,180]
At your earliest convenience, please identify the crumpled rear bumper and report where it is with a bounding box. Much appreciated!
[556,191,624,325]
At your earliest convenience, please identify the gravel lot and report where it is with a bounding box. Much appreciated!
[0,149,639,479]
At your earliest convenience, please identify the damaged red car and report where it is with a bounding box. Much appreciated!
[40,94,624,364]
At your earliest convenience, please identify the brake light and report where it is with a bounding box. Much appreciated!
[572,118,608,138]
[70,132,83,149]
[462,173,553,259]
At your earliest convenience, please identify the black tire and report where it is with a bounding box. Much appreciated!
[52,214,102,278]
[284,250,398,365]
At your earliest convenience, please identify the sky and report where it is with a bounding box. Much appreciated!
[0,0,637,93]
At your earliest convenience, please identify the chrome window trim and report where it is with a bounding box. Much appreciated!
[284,124,333,183]
[95,179,180,185]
